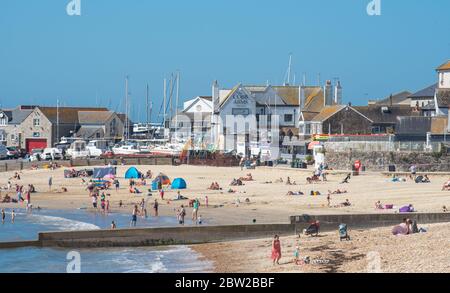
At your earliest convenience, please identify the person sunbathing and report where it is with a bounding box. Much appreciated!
[286,191,304,196]
[307,174,320,184]
[442,180,450,191]
[228,189,237,193]
[240,173,254,181]
[2,194,11,203]
[341,199,352,207]
[443,206,448,212]
[392,218,412,236]
[274,178,284,183]
[422,175,431,183]
[375,201,383,210]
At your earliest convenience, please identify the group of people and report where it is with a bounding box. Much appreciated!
[208,182,221,190]
[392,218,426,235]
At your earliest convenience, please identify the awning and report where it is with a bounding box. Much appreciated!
[308,141,322,150]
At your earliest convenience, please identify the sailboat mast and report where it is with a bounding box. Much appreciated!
[175,71,180,141]
[56,99,59,144]
[146,83,150,139]
[163,78,167,129]
[125,76,129,141]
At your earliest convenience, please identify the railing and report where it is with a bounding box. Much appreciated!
[0,157,174,173]
[325,141,442,153]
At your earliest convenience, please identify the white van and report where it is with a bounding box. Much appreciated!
[0,145,8,160]
[43,148,63,161]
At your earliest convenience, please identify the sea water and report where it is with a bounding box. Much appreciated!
[0,209,213,273]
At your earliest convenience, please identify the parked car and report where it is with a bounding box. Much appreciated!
[6,146,20,159]
[0,145,8,160]
[43,148,63,161]
[30,148,44,161]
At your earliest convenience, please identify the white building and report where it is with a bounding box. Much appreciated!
[211,81,304,157]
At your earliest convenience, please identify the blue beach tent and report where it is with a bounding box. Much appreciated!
[125,167,142,179]
[171,178,187,190]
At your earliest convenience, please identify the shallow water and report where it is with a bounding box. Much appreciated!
[0,208,179,242]
[0,209,212,273]
[0,246,213,273]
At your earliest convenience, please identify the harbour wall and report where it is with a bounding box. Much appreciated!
[325,150,450,172]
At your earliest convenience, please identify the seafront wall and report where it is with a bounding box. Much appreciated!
[0,157,174,173]
[38,224,296,248]
[325,150,450,172]
[2,213,450,249]
[290,213,450,230]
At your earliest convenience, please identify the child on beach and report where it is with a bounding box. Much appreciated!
[160,189,165,200]
[130,205,139,227]
[293,245,301,265]
[153,199,159,217]
[205,196,209,208]
[119,200,123,208]
[111,221,116,229]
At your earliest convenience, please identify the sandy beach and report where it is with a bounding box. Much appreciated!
[192,222,450,273]
[1,164,450,273]
[1,164,450,224]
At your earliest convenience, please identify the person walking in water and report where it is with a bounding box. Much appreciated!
[153,199,159,217]
[11,209,16,223]
[1,209,5,224]
[130,205,139,227]
[48,176,53,191]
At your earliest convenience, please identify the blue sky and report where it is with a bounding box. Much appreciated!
[0,0,449,122]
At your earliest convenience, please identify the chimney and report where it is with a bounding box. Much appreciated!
[299,86,305,109]
[324,80,333,106]
[334,81,342,105]
[389,94,393,106]
[212,80,219,113]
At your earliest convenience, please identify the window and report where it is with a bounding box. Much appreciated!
[32,132,40,137]
[284,114,293,122]
[33,118,40,126]
[232,108,250,116]
[0,134,5,141]
[305,124,311,134]
[0,118,7,126]
[10,134,16,141]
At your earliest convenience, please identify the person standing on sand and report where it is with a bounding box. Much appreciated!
[205,196,209,208]
[130,205,139,227]
[271,235,282,265]
[114,179,120,191]
[153,199,159,217]
[48,176,53,191]
[160,189,164,200]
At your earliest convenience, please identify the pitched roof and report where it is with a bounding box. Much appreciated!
[76,126,105,139]
[437,60,450,71]
[353,105,415,124]
[78,111,115,125]
[272,86,300,106]
[396,116,432,135]
[431,117,448,134]
[303,86,325,113]
[374,91,412,105]
[38,107,109,124]
[1,107,33,125]
[436,89,450,108]
[410,83,438,98]
[311,105,345,122]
